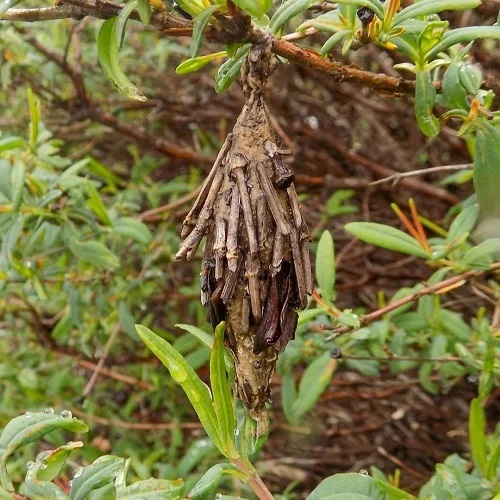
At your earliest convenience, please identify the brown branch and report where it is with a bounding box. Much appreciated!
[70,408,203,430]
[324,262,500,341]
[86,107,213,164]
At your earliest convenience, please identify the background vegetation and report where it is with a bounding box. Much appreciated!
[0,0,499,498]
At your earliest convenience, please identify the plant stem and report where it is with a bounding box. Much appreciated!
[232,458,274,500]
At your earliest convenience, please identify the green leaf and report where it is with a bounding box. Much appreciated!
[135,325,223,453]
[70,455,125,500]
[458,62,482,96]
[441,62,469,110]
[290,351,335,423]
[461,238,500,268]
[24,443,82,500]
[447,204,479,244]
[116,0,138,48]
[427,26,500,60]
[215,45,250,93]
[97,19,146,101]
[175,0,205,16]
[419,362,438,394]
[393,0,480,27]
[345,222,430,258]
[469,399,487,476]
[85,183,112,226]
[115,460,185,500]
[0,411,88,490]
[415,70,440,137]
[320,30,352,55]
[474,123,500,219]
[231,0,271,17]
[118,479,184,498]
[176,324,214,349]
[113,217,153,245]
[10,161,25,211]
[190,5,221,58]
[27,87,41,149]
[25,459,68,500]
[38,442,83,482]
[0,136,26,152]
[210,322,238,458]
[137,0,152,24]
[324,0,384,20]
[118,301,139,340]
[176,51,227,75]
[270,0,317,34]
[0,0,22,16]
[307,472,414,500]
[189,463,235,500]
[315,230,335,304]
[68,240,120,269]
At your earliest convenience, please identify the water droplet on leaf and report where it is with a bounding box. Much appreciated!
[359,469,369,477]
[26,461,35,469]
[60,410,72,418]
[73,467,84,478]
[25,411,32,418]
[43,407,54,414]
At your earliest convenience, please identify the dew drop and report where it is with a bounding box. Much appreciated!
[68,480,73,488]
[73,467,84,478]
[60,410,73,418]
[468,375,478,384]
[25,411,32,418]
[359,469,369,477]
[40,462,48,470]
[43,407,54,414]
[26,461,35,469]
[234,429,240,436]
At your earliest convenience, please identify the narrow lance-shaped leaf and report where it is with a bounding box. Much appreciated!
[176,51,227,75]
[427,26,500,60]
[474,123,500,219]
[270,0,317,34]
[67,240,120,269]
[215,45,250,93]
[210,322,238,458]
[190,5,221,58]
[135,325,223,452]
[137,0,152,24]
[393,0,480,27]
[97,19,146,101]
[70,455,125,500]
[468,399,487,476]
[10,162,25,211]
[415,70,440,137]
[189,463,236,500]
[345,222,430,258]
[461,238,500,268]
[115,0,138,47]
[315,230,335,304]
[290,351,336,423]
[231,0,272,17]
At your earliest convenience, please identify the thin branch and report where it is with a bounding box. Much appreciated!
[324,263,500,341]
[70,408,203,430]
[370,163,473,186]
[82,323,121,397]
